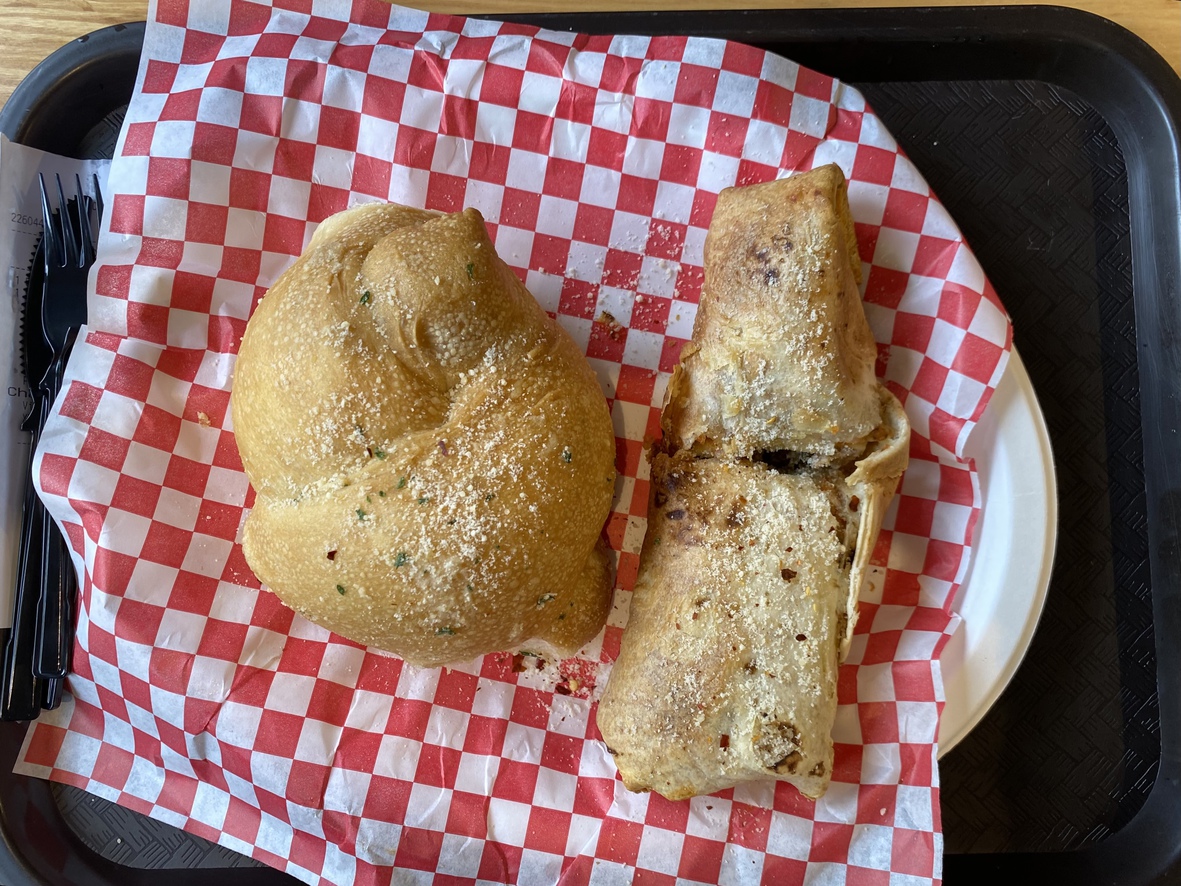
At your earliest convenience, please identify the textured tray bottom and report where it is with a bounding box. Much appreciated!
[48,77,1157,865]
[859,78,1156,854]
[53,783,261,869]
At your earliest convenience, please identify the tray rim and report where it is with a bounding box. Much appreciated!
[0,20,142,153]
[0,5,1177,885]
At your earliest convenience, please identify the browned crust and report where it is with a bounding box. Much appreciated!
[598,165,911,801]
[232,205,617,666]
[661,164,881,461]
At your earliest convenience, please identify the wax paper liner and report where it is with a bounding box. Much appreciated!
[13,2,1012,884]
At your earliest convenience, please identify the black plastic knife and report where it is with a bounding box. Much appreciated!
[1,238,50,720]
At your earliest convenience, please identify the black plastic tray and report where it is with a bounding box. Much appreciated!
[1,6,1179,885]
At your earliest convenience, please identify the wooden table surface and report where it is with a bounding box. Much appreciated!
[0,1,1177,112]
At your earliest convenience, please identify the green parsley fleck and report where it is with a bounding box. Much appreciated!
[336,584,346,595]
[561,448,573,463]
[537,593,556,607]
[356,509,367,521]
[378,490,386,497]
[484,492,495,502]
[360,290,372,305]
[466,584,474,593]
[366,495,372,503]
[418,496,429,505]
[447,518,456,525]
[465,262,475,279]
[521,650,540,658]
[394,551,408,568]
[436,627,456,636]
[558,613,567,620]
[397,477,407,489]
[374,448,386,460]
[653,537,662,546]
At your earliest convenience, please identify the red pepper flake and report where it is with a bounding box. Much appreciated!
[438,440,449,456]
[326,550,337,561]
[796,633,808,641]
[849,495,860,512]
[554,683,572,696]
[719,735,730,749]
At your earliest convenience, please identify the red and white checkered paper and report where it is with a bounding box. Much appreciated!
[15,2,1012,884]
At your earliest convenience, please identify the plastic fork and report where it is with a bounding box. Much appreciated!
[0,173,98,720]
[2,237,50,720]
[33,173,99,682]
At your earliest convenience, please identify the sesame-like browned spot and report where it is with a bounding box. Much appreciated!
[774,751,804,774]
[726,495,748,528]
[756,721,802,773]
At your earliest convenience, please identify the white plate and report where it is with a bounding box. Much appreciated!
[937,349,1058,756]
